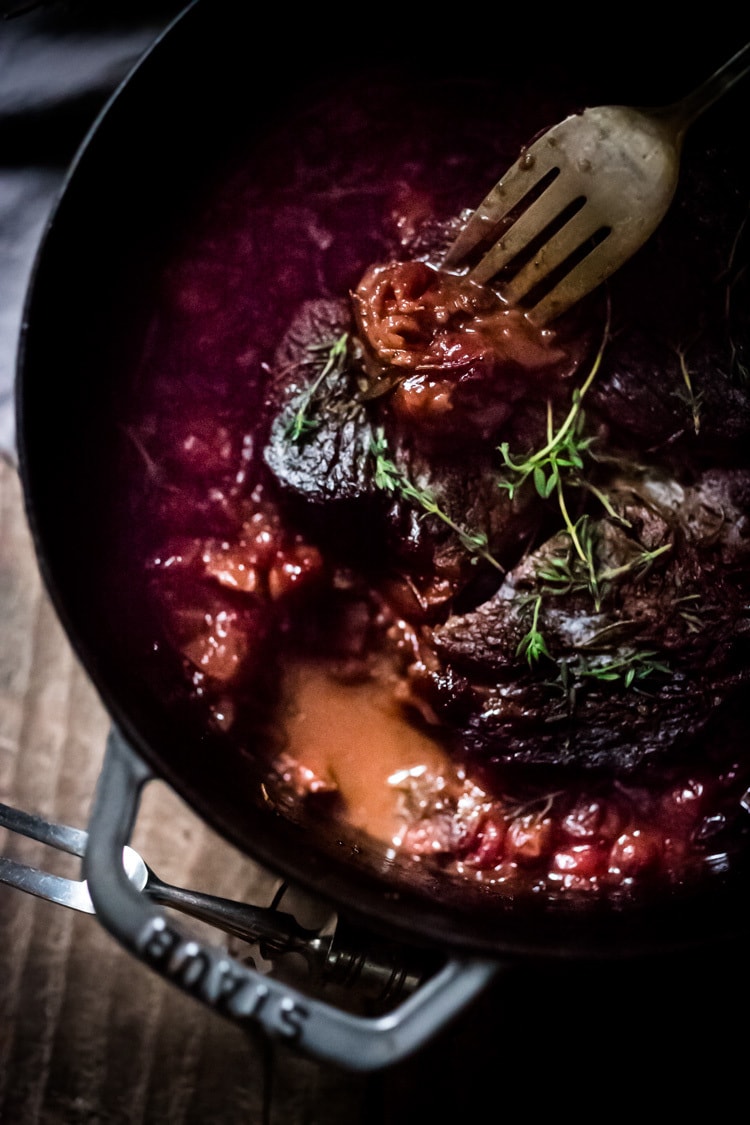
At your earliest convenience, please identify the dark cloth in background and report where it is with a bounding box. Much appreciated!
[0,1,185,458]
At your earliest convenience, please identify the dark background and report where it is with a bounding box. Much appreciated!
[0,0,185,459]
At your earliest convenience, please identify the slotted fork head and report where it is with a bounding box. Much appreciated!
[442,104,682,325]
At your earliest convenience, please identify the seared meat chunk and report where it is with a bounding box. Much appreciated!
[262,297,544,593]
[263,298,373,503]
[261,192,750,781]
[408,467,750,772]
[589,327,750,458]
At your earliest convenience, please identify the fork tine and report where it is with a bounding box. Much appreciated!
[0,801,95,913]
[0,800,88,857]
[442,140,563,270]
[0,855,95,912]
[523,235,638,325]
[496,204,610,302]
[467,170,591,286]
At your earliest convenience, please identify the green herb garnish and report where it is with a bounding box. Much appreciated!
[499,394,595,503]
[674,343,702,436]
[285,333,349,443]
[574,650,670,689]
[516,593,552,666]
[498,307,610,496]
[596,542,672,585]
[498,307,611,584]
[370,428,504,572]
[535,521,597,599]
[539,530,672,605]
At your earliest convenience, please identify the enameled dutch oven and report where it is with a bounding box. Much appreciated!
[15,0,750,1068]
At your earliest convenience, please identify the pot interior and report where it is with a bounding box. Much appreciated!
[16,4,750,958]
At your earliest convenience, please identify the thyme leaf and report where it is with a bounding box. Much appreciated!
[497,302,610,501]
[674,343,702,436]
[369,428,504,572]
[516,593,552,666]
[285,333,350,444]
[573,650,670,688]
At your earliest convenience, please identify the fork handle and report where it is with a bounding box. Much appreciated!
[144,872,318,957]
[665,41,750,133]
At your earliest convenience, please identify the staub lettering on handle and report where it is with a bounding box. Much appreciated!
[137,916,310,1043]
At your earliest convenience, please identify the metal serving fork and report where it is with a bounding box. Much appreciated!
[0,800,312,955]
[442,41,750,326]
[0,800,433,998]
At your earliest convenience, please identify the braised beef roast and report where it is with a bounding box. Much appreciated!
[261,218,750,777]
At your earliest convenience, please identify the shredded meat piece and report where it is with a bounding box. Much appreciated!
[352,259,585,440]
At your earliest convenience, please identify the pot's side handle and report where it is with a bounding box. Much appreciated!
[84,727,499,1072]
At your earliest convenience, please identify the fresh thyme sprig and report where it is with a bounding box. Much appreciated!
[674,343,703,436]
[573,650,670,689]
[596,542,672,585]
[536,532,672,610]
[536,513,602,607]
[498,306,610,495]
[369,428,504,572]
[516,585,673,689]
[498,396,595,503]
[285,333,349,443]
[498,305,611,579]
[535,523,596,600]
[516,594,552,666]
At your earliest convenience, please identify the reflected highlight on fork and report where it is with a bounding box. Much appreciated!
[0,800,309,949]
[441,41,750,325]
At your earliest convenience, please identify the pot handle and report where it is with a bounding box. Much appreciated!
[84,726,499,1071]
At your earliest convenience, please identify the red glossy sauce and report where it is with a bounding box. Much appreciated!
[113,66,750,903]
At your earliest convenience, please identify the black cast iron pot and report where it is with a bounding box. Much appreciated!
[15,0,750,1068]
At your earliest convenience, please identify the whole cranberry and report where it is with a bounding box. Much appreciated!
[607,829,664,881]
[268,544,324,600]
[462,815,507,869]
[659,778,705,834]
[561,795,627,843]
[504,814,553,865]
[552,843,604,880]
